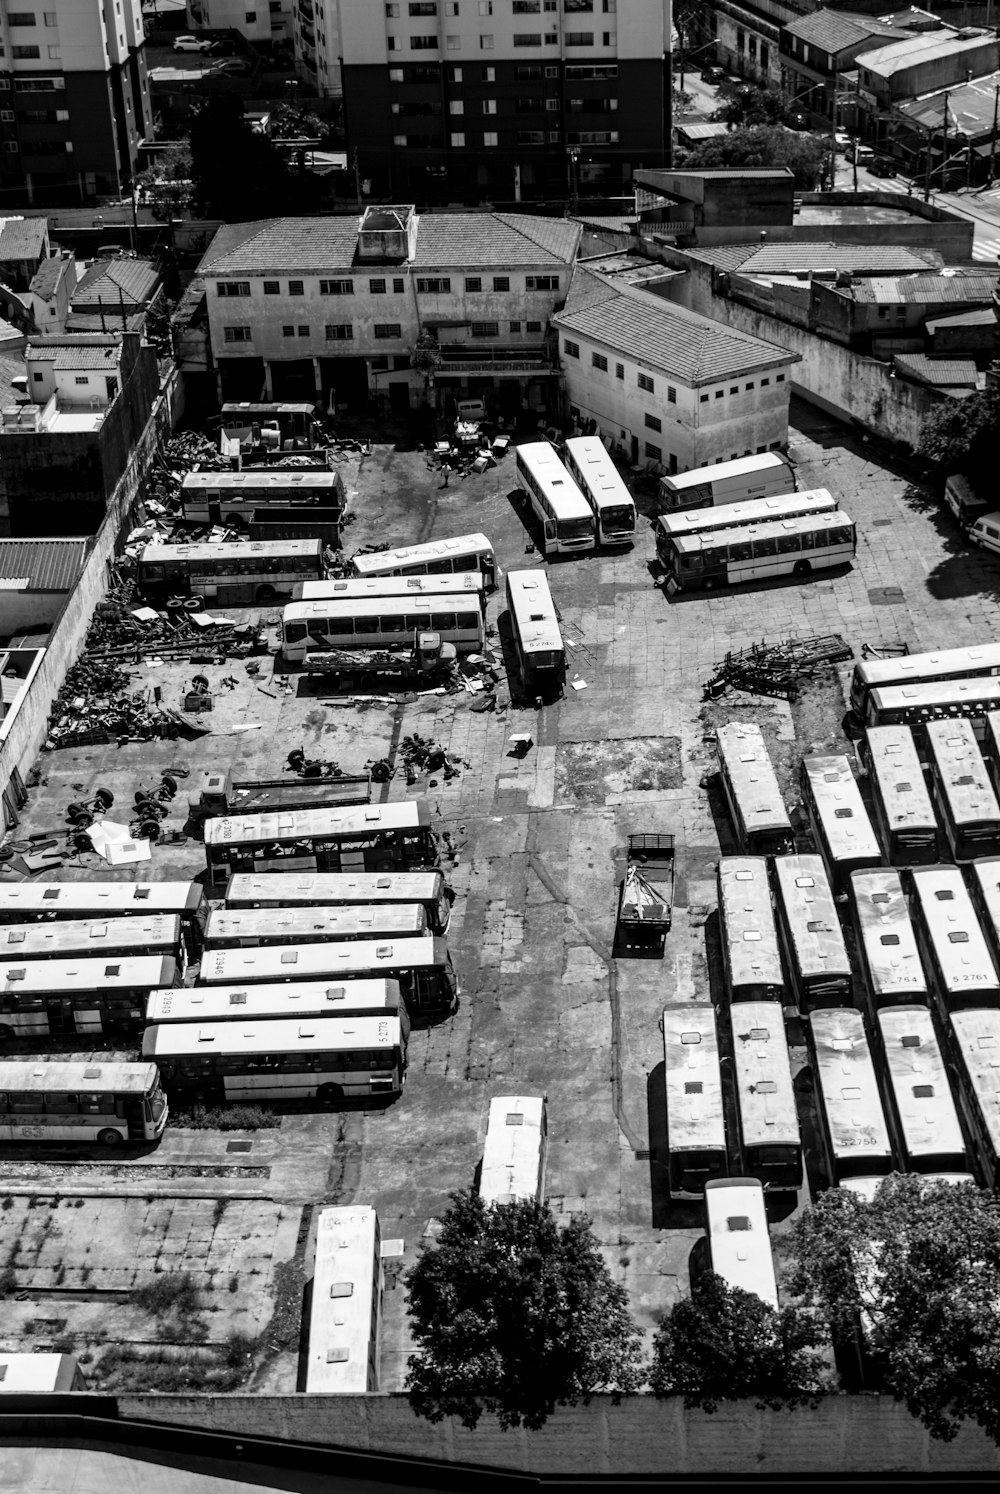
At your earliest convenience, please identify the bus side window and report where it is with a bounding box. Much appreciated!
[383,613,406,633]
[427,559,450,573]
[456,610,479,629]
[327,617,351,634]
[285,623,308,643]
[831,526,853,546]
[431,611,457,630]
[405,613,432,632]
[776,532,800,553]
[356,616,379,635]
[813,529,830,547]
[729,540,751,561]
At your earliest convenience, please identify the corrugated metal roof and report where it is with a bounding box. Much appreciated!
[857,30,993,79]
[926,306,997,330]
[72,257,160,307]
[677,122,729,141]
[0,219,46,263]
[894,353,980,386]
[0,538,88,591]
[852,273,996,304]
[783,10,885,54]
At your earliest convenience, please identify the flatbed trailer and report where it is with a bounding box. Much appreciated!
[617,834,675,954]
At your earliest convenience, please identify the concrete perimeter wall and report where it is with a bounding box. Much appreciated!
[115,1391,1000,1474]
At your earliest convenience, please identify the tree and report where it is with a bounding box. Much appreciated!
[683,126,827,189]
[134,145,194,223]
[714,81,806,130]
[650,1272,827,1413]
[188,96,318,220]
[405,1191,644,1431]
[269,101,327,141]
[788,1176,1000,1444]
[917,382,1000,490]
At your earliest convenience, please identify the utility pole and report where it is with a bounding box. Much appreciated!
[941,89,949,193]
[989,83,999,186]
[353,147,362,211]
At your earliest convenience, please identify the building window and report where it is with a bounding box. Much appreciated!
[465,276,482,291]
[514,33,541,45]
[525,274,558,291]
[326,324,353,340]
[482,64,495,79]
[217,281,251,298]
[31,370,42,382]
[416,277,451,292]
[263,280,279,294]
[483,98,496,113]
[393,278,405,292]
[450,132,465,146]
[493,276,510,291]
[615,362,623,379]
[484,131,498,145]
[513,0,540,8]
[297,326,309,337]
[224,327,252,343]
[8,15,37,27]
[386,2,399,12]
[761,377,770,387]
[637,372,653,393]
[563,339,579,358]
[411,34,438,48]
[527,319,542,332]
[714,390,724,399]
[369,279,387,294]
[480,34,493,47]
[43,11,57,22]
[516,64,541,79]
[666,386,676,404]
[699,394,708,404]
[73,375,88,386]
[288,279,304,296]
[479,0,492,11]
[565,33,593,46]
[471,321,499,336]
[745,381,754,390]
[320,279,353,294]
[410,1,438,12]
[389,67,404,81]
[510,320,521,333]
[393,134,407,146]
[374,323,402,338]
[449,100,463,115]
[777,373,785,382]
[644,442,661,461]
[46,44,59,58]
[644,413,661,432]
[282,325,295,336]
[446,1,459,12]
[729,386,738,396]
[387,38,399,51]
[447,35,460,49]
[591,352,608,371]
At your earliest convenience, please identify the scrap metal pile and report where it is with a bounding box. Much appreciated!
[704,634,854,702]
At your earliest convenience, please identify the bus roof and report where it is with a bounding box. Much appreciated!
[729,999,799,1148]
[563,437,634,504]
[180,471,341,493]
[0,954,175,994]
[298,574,484,603]
[662,1004,726,1153]
[664,452,790,494]
[870,676,1000,713]
[145,977,404,1026]
[949,1007,1000,1158]
[802,755,881,862]
[225,871,444,905]
[925,718,1000,826]
[0,915,180,957]
[865,725,937,834]
[198,935,445,985]
[809,1007,893,1168]
[516,441,591,517]
[909,864,999,998]
[0,1058,158,1095]
[143,1015,402,1058]
[351,533,492,573]
[772,855,851,984]
[307,1205,381,1394]
[854,642,1000,692]
[222,401,315,415]
[480,1095,547,1205]
[140,539,322,564]
[0,881,203,918]
[851,868,927,1001]
[876,1005,967,1162]
[204,905,427,942]
[716,723,791,835]
[717,857,784,992]
[505,569,562,655]
[282,593,481,625]
[969,856,1000,939]
[672,509,852,555]
[203,799,432,847]
[660,488,833,539]
[704,1177,779,1309]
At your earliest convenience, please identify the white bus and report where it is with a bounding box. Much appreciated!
[658,451,796,513]
[0,1353,88,1392]
[294,573,486,608]
[203,904,427,950]
[0,1058,167,1147]
[0,915,182,966]
[849,642,1000,719]
[197,935,458,1018]
[850,868,929,1009]
[703,1177,779,1309]
[863,725,938,865]
[656,488,835,566]
[715,722,794,855]
[203,801,439,881]
[0,954,178,1040]
[224,871,452,935]
[515,441,595,555]
[505,569,566,700]
[479,1095,548,1206]
[807,1008,895,1192]
[874,1005,972,1179]
[279,592,485,665]
[924,717,1000,862]
[865,677,1000,733]
[305,1205,382,1394]
[146,978,409,1033]
[799,755,882,894]
[772,854,853,1013]
[143,1014,407,1103]
[562,436,636,546]
[137,538,322,605]
[662,1004,727,1200]
[908,864,1000,1013]
[663,510,856,595]
[0,881,205,928]
[717,856,786,1004]
[948,1007,1000,1190]
[350,533,497,591]
[967,857,1000,971]
[729,999,802,1191]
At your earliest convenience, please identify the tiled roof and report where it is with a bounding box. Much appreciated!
[52,345,121,371]
[0,351,26,407]
[28,256,68,299]
[72,257,160,307]
[925,306,998,330]
[782,10,883,53]
[199,211,580,276]
[685,241,939,275]
[894,353,979,386]
[852,273,997,304]
[856,31,992,78]
[554,268,797,385]
[0,538,88,591]
[0,218,46,263]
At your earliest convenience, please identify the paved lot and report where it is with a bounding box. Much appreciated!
[2,399,998,1391]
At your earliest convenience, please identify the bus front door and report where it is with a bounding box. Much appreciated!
[45,996,77,1036]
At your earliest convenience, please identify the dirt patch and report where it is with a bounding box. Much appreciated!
[696,671,848,804]
[556,737,682,804]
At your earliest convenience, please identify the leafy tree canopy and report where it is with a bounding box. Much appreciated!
[188,96,318,220]
[788,1176,1000,1444]
[269,101,327,141]
[682,126,826,189]
[650,1271,827,1413]
[714,82,806,130]
[405,1190,644,1431]
[917,381,1000,491]
[134,145,193,223]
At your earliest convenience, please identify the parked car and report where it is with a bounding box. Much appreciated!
[701,65,726,83]
[172,34,212,52]
[209,58,252,75]
[868,157,897,178]
[208,39,239,56]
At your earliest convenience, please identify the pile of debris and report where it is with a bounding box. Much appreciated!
[368,734,469,787]
[164,432,231,472]
[704,634,853,702]
[74,581,268,667]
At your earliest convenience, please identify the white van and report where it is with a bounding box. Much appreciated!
[455,398,486,423]
[969,509,1000,556]
[944,474,989,532]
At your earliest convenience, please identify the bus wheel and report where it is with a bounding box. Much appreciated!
[257,585,277,602]
[374,857,396,872]
[97,1128,124,1147]
[317,1083,344,1106]
[793,559,812,578]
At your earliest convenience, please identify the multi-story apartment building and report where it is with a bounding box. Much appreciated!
[293,0,342,98]
[196,203,580,414]
[319,0,670,202]
[186,1,293,48]
[0,1,152,206]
